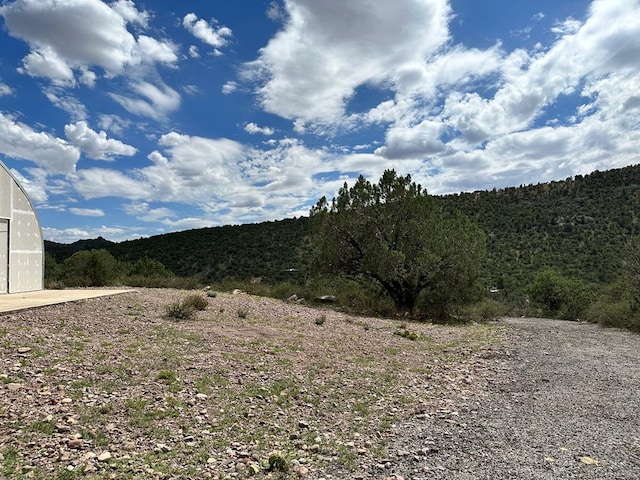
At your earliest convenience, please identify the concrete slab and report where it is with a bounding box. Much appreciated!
[0,289,135,313]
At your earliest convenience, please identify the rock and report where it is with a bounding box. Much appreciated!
[6,383,22,391]
[298,420,310,429]
[296,465,310,477]
[67,439,83,449]
[287,294,299,302]
[97,452,112,462]
[315,295,337,303]
[17,347,31,354]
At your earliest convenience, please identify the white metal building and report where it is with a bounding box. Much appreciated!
[0,160,44,293]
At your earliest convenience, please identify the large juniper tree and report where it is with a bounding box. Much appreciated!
[309,170,486,316]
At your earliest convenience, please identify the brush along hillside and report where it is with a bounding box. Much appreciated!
[46,164,640,292]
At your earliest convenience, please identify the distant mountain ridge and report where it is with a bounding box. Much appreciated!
[46,164,640,291]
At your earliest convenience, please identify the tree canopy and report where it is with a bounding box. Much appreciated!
[309,170,486,316]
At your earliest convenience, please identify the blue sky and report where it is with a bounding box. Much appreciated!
[0,0,639,243]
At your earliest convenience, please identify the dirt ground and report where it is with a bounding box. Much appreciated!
[1,289,638,479]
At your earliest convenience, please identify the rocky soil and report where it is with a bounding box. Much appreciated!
[1,289,638,479]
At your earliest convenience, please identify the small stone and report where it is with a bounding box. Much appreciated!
[123,441,136,450]
[309,444,320,453]
[97,452,112,462]
[196,393,208,400]
[6,383,22,391]
[17,347,31,354]
[61,398,73,404]
[296,466,309,477]
[67,439,83,449]
[298,420,310,429]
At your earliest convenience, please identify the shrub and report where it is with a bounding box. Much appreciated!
[182,294,208,311]
[529,269,596,320]
[164,294,208,321]
[165,301,195,320]
[461,298,506,322]
[61,249,125,287]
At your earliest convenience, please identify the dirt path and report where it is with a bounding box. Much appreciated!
[388,317,640,480]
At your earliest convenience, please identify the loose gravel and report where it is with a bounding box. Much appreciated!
[389,317,640,480]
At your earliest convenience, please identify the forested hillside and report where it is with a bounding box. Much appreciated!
[442,165,640,292]
[46,164,640,295]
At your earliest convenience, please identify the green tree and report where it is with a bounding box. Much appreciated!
[309,170,486,316]
[528,268,595,320]
[129,257,171,278]
[62,249,124,287]
[624,237,640,310]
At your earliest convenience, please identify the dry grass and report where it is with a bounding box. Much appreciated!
[0,288,503,479]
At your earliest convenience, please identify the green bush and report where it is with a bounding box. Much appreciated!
[165,294,207,321]
[182,294,208,311]
[529,269,596,320]
[61,249,125,287]
[129,257,171,278]
[461,298,507,322]
[165,301,195,320]
[585,299,636,330]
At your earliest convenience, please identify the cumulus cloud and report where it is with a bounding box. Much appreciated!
[183,13,232,55]
[0,113,80,174]
[0,0,179,117]
[64,121,137,160]
[375,120,447,159]
[244,122,275,135]
[245,0,451,124]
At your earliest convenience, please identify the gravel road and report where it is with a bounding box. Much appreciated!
[388,317,640,480]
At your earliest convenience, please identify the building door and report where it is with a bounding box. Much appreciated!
[0,219,7,293]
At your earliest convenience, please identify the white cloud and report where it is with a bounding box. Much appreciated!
[246,0,451,124]
[1,0,137,77]
[266,1,285,21]
[69,207,105,217]
[109,80,181,119]
[42,225,134,243]
[64,121,137,160]
[136,35,178,65]
[222,81,238,94]
[428,0,640,150]
[73,168,149,199]
[0,113,80,174]
[97,114,132,136]
[18,46,76,85]
[188,45,200,58]
[183,13,232,55]
[123,202,176,222]
[375,120,447,159]
[0,83,13,96]
[109,0,149,27]
[43,87,88,121]
[244,122,275,136]
[0,0,179,108]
